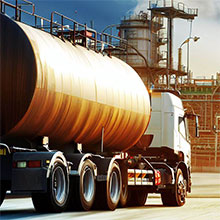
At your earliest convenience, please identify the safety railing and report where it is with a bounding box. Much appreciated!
[0,0,128,53]
[50,11,127,52]
[0,0,51,30]
[149,0,198,16]
[0,0,35,20]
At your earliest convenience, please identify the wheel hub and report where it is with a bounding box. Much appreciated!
[177,174,186,202]
[83,166,95,202]
[52,166,66,204]
[110,171,120,203]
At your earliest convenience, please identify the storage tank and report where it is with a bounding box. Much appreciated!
[0,14,151,152]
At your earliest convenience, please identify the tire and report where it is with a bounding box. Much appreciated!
[118,163,128,208]
[161,169,186,206]
[94,161,121,211]
[106,162,122,210]
[119,181,128,208]
[67,159,96,211]
[127,189,148,207]
[0,182,7,207]
[32,159,69,213]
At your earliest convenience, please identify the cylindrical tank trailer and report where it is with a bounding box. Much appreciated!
[0,13,151,152]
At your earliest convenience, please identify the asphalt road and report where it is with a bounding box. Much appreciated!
[0,172,220,220]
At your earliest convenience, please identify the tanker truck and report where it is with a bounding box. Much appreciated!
[0,0,197,212]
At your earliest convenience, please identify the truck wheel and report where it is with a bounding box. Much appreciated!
[67,159,96,211]
[32,159,69,212]
[119,181,128,207]
[118,162,128,208]
[127,190,148,207]
[0,182,7,206]
[94,161,121,210]
[161,169,186,206]
[106,162,121,210]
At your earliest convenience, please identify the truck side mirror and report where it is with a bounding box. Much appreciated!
[195,115,199,138]
[184,112,200,138]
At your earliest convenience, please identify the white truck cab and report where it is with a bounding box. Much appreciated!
[134,89,197,206]
[146,91,191,167]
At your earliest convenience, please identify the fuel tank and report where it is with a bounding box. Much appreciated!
[0,14,151,152]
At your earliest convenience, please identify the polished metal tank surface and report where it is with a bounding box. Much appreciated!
[0,14,151,151]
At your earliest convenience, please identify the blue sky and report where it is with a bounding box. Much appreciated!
[30,0,136,31]
[5,0,220,78]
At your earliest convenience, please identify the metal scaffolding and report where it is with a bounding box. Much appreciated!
[113,0,198,89]
[148,0,198,88]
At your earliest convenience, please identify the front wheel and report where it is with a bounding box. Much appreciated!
[32,159,69,212]
[161,169,186,206]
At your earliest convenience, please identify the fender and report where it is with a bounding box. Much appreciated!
[46,151,69,178]
[0,143,11,154]
[92,156,117,182]
[177,161,190,191]
[65,153,97,177]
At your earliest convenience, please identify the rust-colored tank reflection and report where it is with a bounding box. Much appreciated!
[0,14,151,151]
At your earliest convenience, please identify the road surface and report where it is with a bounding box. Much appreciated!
[0,172,220,220]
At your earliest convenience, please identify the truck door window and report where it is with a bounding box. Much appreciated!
[178,116,186,138]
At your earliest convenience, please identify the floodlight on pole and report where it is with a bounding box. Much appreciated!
[178,36,200,82]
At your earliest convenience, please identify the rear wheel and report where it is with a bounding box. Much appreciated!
[32,159,69,212]
[161,169,186,206]
[127,189,148,207]
[94,161,121,210]
[118,163,128,208]
[0,182,7,206]
[119,180,128,207]
[67,159,96,211]
[107,163,121,210]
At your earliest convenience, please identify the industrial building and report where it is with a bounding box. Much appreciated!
[179,75,220,171]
